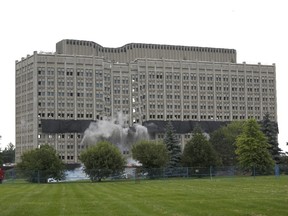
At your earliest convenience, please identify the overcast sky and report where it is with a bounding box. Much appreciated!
[1,0,287,152]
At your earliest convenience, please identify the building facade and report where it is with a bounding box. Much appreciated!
[15,39,277,163]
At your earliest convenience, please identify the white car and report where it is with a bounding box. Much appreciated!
[47,178,58,183]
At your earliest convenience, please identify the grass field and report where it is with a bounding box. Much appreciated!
[0,176,287,216]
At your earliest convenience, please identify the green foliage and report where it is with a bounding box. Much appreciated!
[1,142,15,164]
[260,113,281,162]
[210,121,244,166]
[236,119,274,173]
[182,127,218,167]
[17,144,65,183]
[80,141,126,182]
[132,140,169,169]
[163,122,182,168]
[0,152,3,166]
[278,152,288,165]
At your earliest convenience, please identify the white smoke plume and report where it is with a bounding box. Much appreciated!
[81,112,149,153]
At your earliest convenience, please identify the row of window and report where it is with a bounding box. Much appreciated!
[38,105,274,122]
[114,99,129,104]
[38,92,104,98]
[113,89,129,94]
[38,67,96,77]
[37,84,275,97]
[38,80,103,88]
[146,114,263,120]
[38,112,94,119]
[37,94,275,109]
[148,104,271,111]
[37,67,274,83]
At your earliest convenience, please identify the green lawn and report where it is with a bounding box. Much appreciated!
[0,176,287,216]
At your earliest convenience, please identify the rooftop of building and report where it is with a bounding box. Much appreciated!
[57,39,236,54]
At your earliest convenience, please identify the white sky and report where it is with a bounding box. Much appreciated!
[0,0,287,152]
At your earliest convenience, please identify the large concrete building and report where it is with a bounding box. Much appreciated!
[15,39,277,163]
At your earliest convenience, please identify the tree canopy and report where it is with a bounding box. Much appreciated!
[0,142,15,164]
[132,140,169,169]
[235,118,274,174]
[80,141,126,182]
[182,126,218,167]
[210,121,244,166]
[260,113,281,162]
[17,144,65,183]
[163,122,182,168]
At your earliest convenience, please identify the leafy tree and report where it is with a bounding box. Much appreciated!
[0,151,3,166]
[1,142,15,164]
[17,144,65,183]
[278,152,288,174]
[163,122,182,168]
[260,113,281,162]
[182,126,218,167]
[235,119,274,174]
[278,152,288,165]
[80,141,126,182]
[132,140,169,169]
[210,121,244,166]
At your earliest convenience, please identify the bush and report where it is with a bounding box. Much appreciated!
[17,145,65,183]
[80,141,126,182]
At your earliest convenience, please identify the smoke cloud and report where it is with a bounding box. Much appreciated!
[81,113,149,153]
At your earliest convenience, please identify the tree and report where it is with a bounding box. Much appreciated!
[132,140,169,169]
[80,141,126,182]
[182,126,218,167]
[17,144,65,183]
[260,113,281,162]
[210,121,244,166]
[0,150,3,166]
[235,119,274,174]
[163,122,182,168]
[1,142,15,164]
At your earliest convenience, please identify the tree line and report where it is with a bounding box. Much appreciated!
[0,142,15,166]
[16,113,286,182]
